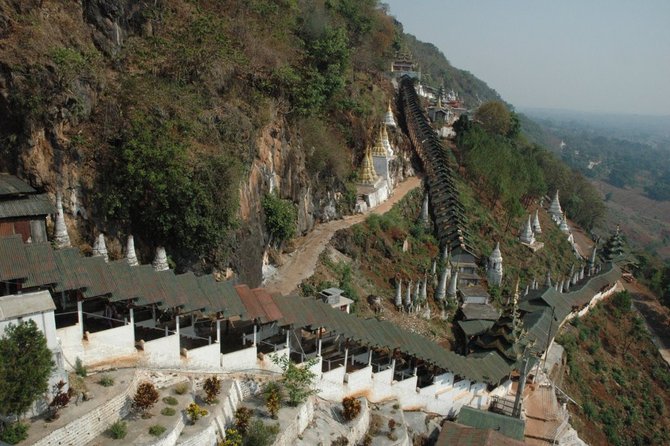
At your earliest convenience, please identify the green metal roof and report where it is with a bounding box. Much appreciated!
[459,320,495,338]
[0,235,30,281]
[0,194,55,219]
[456,406,525,441]
[0,174,35,196]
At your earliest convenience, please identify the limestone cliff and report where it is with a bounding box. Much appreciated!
[0,0,398,285]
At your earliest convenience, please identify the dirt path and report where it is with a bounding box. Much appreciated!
[263,177,421,295]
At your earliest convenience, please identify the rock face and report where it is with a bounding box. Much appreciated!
[235,120,344,285]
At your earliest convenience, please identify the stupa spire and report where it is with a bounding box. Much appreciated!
[520,215,536,245]
[532,209,542,234]
[152,246,169,271]
[549,190,563,217]
[358,146,378,185]
[384,101,397,128]
[53,192,71,249]
[92,233,109,262]
[126,235,139,266]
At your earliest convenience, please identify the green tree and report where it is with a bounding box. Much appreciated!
[270,355,317,406]
[0,320,54,418]
[262,193,297,245]
[474,101,512,136]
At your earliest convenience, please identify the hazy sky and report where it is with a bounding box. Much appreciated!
[385,0,670,116]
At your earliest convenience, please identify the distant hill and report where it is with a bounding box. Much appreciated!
[400,31,502,107]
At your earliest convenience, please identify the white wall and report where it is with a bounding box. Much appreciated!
[220,346,257,372]
[184,343,220,369]
[141,334,181,368]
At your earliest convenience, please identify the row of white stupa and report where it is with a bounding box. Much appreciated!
[519,190,573,247]
[53,193,170,271]
[393,245,461,313]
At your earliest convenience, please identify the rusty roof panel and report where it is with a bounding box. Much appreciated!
[235,284,265,321]
[251,288,283,322]
[0,235,30,281]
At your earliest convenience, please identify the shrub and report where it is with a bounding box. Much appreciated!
[162,396,178,406]
[264,381,282,419]
[332,436,349,446]
[235,407,252,434]
[220,428,243,446]
[98,375,114,387]
[161,407,176,416]
[262,193,297,245]
[342,397,361,421]
[133,382,160,414]
[174,383,189,395]
[149,424,166,437]
[75,357,87,377]
[203,376,221,404]
[48,380,71,420]
[109,421,127,439]
[186,402,208,424]
[0,422,29,444]
[244,420,279,446]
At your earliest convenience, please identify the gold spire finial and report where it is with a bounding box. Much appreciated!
[372,128,386,156]
[359,146,378,185]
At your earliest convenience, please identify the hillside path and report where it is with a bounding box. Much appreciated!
[264,176,421,295]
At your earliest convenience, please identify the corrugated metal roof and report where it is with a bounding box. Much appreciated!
[456,407,525,441]
[53,248,91,292]
[23,242,61,288]
[236,284,266,321]
[437,422,527,446]
[0,174,36,196]
[0,194,55,218]
[251,288,283,322]
[0,235,30,281]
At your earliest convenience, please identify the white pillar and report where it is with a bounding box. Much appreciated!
[253,325,257,346]
[318,338,322,356]
[286,329,290,350]
[216,320,221,344]
[391,358,396,376]
[151,305,156,327]
[344,348,349,368]
[368,350,373,367]
[77,300,84,339]
[176,315,180,336]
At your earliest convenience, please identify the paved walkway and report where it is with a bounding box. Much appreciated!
[264,176,421,295]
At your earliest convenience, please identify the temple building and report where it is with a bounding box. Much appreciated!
[390,46,420,80]
[355,145,390,212]
[0,173,54,243]
[384,102,398,128]
[519,215,544,252]
[548,190,563,221]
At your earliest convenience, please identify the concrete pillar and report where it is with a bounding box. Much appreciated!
[253,325,257,346]
[176,315,180,336]
[77,300,84,339]
[216,320,221,344]
[413,366,418,376]
[344,348,349,369]
[151,305,156,326]
[391,358,396,376]
[318,338,322,356]
[368,350,373,367]
[129,308,134,326]
[165,325,168,337]
[286,329,290,350]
